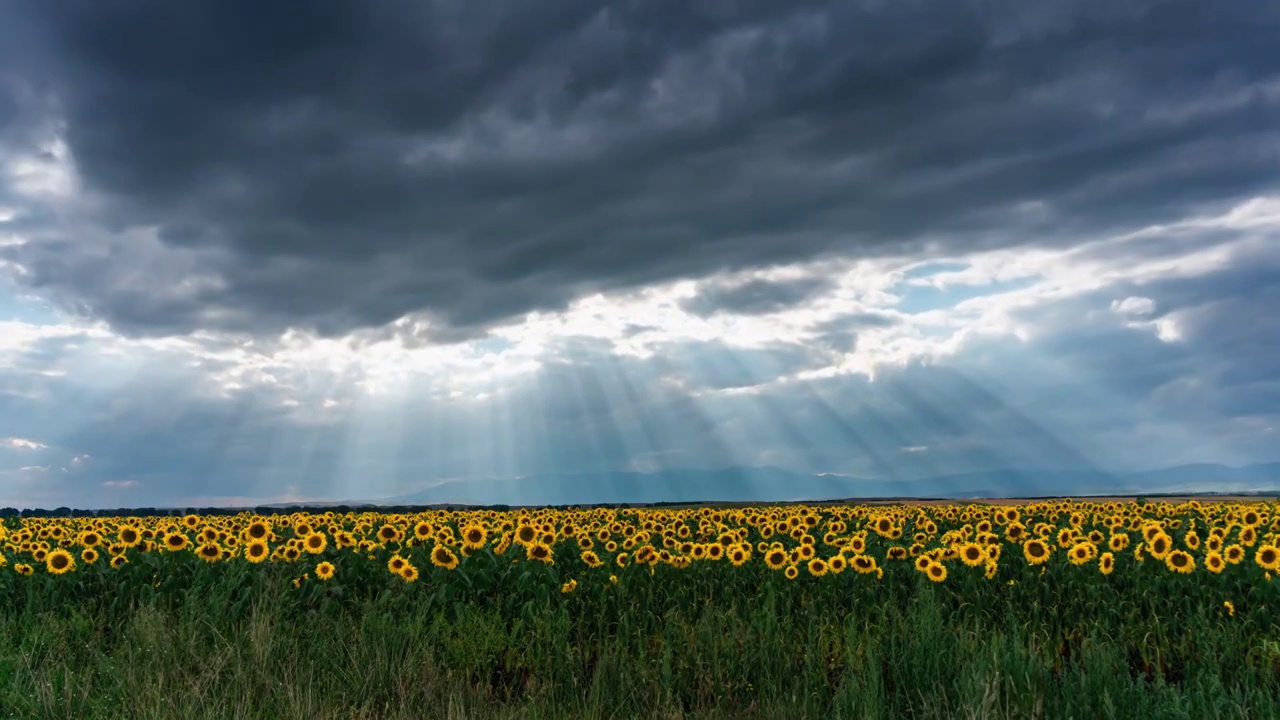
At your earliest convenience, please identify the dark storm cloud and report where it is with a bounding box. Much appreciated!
[3,0,1280,339]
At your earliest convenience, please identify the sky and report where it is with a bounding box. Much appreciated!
[0,0,1278,509]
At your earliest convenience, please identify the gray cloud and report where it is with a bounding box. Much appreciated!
[679,276,835,317]
[2,0,1279,339]
[809,310,900,353]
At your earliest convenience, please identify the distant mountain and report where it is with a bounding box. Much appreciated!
[378,463,1280,506]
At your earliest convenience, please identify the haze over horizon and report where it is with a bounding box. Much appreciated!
[2,1,1278,509]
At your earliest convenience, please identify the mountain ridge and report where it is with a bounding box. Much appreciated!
[369,462,1280,507]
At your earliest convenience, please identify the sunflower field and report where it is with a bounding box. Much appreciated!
[2,499,1279,719]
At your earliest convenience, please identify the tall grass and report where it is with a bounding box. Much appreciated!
[1,564,1276,719]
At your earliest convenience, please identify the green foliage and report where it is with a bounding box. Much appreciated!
[0,558,1277,718]
[1,500,1278,717]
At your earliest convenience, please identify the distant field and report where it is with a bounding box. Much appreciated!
[2,498,1278,718]
[645,494,1280,509]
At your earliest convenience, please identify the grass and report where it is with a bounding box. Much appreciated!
[1,566,1277,719]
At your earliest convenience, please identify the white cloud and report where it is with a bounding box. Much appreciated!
[4,192,1273,407]
[102,479,139,489]
[1111,296,1156,318]
[1,436,46,450]
[1153,317,1183,343]
[4,128,80,200]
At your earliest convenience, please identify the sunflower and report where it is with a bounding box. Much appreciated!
[1147,534,1172,560]
[388,554,409,573]
[245,540,269,563]
[196,542,223,563]
[1099,552,1115,575]
[1255,544,1280,572]
[764,548,788,570]
[79,530,102,547]
[828,555,847,574]
[527,542,554,564]
[851,554,877,575]
[245,520,271,541]
[635,545,656,565]
[315,561,335,581]
[283,546,302,562]
[984,561,998,579]
[1165,549,1195,574]
[925,562,947,582]
[462,524,488,549]
[1067,542,1095,566]
[399,564,419,583]
[1240,526,1257,546]
[581,550,602,568]
[784,565,799,580]
[163,533,189,552]
[377,524,402,544]
[46,549,75,575]
[15,563,33,576]
[1023,539,1050,565]
[79,547,99,564]
[1205,551,1225,574]
[110,554,128,569]
[958,542,987,567]
[1142,523,1164,543]
[560,579,578,594]
[430,546,459,570]
[412,522,434,542]
[1224,544,1245,564]
[515,524,537,545]
[302,532,328,555]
